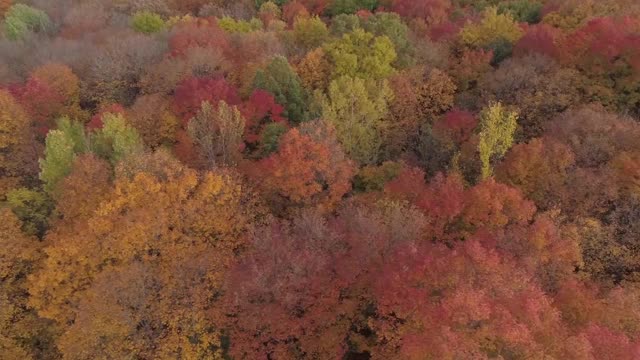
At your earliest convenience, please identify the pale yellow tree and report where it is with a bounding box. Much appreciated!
[478,102,518,180]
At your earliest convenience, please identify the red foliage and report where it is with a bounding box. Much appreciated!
[172,76,240,123]
[251,126,355,211]
[462,179,536,232]
[562,17,640,72]
[168,21,229,58]
[582,325,640,360]
[514,23,563,59]
[9,78,65,135]
[283,1,310,26]
[391,0,452,26]
[241,90,287,145]
[297,0,330,15]
[433,109,477,144]
[372,239,566,359]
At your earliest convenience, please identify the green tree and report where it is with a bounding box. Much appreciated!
[131,11,165,34]
[330,14,361,36]
[6,188,53,238]
[323,28,396,80]
[293,16,329,50]
[253,56,309,123]
[217,16,263,33]
[478,102,518,180]
[39,119,85,194]
[91,113,143,164]
[362,12,413,68]
[329,0,378,15]
[320,76,393,164]
[3,4,50,40]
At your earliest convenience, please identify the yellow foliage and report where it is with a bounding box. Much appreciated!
[28,160,261,358]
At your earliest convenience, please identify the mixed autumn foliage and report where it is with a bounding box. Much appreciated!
[3,0,640,359]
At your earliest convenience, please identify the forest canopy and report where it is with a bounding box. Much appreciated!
[3,0,640,359]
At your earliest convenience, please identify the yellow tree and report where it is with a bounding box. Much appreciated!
[28,151,262,359]
[478,102,518,180]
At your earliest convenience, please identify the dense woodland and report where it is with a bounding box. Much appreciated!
[3,0,640,358]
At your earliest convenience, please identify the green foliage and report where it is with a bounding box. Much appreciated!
[486,37,513,65]
[460,6,524,48]
[259,123,288,157]
[217,16,263,33]
[330,0,378,15]
[323,29,397,80]
[362,12,414,68]
[253,56,309,123]
[3,4,50,40]
[478,102,518,180]
[6,188,53,238]
[321,76,393,164]
[330,14,361,36]
[92,113,143,164]
[498,0,543,24]
[39,118,86,194]
[255,0,288,7]
[56,117,87,154]
[40,131,76,194]
[353,161,402,192]
[293,16,329,50]
[131,11,166,34]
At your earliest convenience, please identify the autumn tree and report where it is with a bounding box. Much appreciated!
[0,90,37,198]
[129,94,178,149]
[295,47,331,91]
[84,33,165,106]
[29,155,261,359]
[249,121,355,212]
[0,208,57,359]
[390,0,452,29]
[479,54,580,140]
[140,46,230,95]
[241,89,287,154]
[173,76,241,122]
[321,76,393,164]
[417,68,456,123]
[478,102,518,180]
[188,101,245,168]
[496,137,575,210]
[222,201,427,358]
